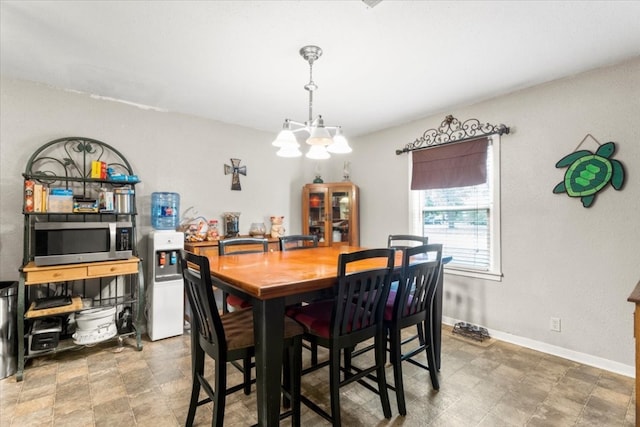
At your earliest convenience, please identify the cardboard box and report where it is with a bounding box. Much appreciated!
[48,195,73,212]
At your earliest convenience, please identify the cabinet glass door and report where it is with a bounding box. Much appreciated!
[330,190,350,245]
[307,190,327,244]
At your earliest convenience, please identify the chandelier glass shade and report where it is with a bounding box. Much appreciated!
[273,45,352,159]
[326,127,352,154]
[306,144,330,160]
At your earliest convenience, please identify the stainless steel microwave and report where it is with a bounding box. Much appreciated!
[34,221,133,266]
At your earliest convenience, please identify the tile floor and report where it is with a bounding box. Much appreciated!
[0,326,635,426]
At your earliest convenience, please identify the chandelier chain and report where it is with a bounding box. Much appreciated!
[305,57,316,123]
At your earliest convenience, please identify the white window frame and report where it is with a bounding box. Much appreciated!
[409,135,502,281]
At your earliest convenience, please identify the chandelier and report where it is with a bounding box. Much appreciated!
[272,45,352,159]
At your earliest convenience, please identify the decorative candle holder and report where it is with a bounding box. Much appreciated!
[223,212,240,238]
[249,222,266,237]
[342,161,351,182]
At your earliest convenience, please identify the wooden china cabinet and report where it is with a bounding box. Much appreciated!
[302,182,359,247]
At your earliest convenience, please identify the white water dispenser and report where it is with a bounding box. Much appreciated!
[147,230,184,341]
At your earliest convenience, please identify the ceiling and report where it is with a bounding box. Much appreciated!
[2,1,640,137]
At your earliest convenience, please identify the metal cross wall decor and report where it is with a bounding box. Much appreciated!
[224,158,246,191]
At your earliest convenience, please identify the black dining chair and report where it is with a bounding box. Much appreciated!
[386,243,443,415]
[218,237,269,313]
[279,234,318,251]
[287,248,395,426]
[181,250,303,427]
[279,234,321,364]
[387,234,429,347]
[387,234,429,251]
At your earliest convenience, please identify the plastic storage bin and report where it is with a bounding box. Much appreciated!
[0,281,17,379]
[151,192,180,230]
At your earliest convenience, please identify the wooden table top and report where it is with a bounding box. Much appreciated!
[205,246,400,300]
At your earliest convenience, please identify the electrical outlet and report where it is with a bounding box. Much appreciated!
[550,317,561,332]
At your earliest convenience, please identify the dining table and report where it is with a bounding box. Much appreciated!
[204,245,444,426]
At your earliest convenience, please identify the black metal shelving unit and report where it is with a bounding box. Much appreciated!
[16,137,144,381]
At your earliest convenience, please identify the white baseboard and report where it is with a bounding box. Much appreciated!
[442,316,634,378]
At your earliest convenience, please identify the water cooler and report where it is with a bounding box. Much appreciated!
[147,230,184,341]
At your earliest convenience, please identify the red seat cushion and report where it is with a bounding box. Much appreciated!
[384,290,415,321]
[288,300,372,338]
[384,290,397,321]
[287,301,334,338]
[227,294,252,309]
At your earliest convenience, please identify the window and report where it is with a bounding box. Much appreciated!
[410,136,502,281]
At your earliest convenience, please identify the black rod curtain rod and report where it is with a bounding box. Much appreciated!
[395,115,510,155]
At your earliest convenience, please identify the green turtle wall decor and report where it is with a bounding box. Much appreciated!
[553,134,625,208]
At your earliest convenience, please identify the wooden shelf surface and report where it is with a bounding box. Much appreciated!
[25,296,84,319]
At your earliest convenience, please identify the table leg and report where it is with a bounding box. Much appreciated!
[253,297,285,426]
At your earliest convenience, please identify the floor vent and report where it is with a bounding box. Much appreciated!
[452,322,490,342]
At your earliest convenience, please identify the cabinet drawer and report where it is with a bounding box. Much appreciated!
[26,266,88,284]
[195,246,219,257]
[88,261,138,277]
[23,258,140,285]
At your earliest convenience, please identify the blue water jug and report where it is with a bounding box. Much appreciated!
[151,192,180,230]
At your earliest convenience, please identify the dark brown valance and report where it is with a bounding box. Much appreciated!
[411,137,489,190]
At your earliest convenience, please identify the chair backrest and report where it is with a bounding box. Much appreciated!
[218,237,269,256]
[387,234,429,251]
[392,244,442,323]
[332,248,395,339]
[387,236,430,282]
[181,251,226,352]
[279,234,319,251]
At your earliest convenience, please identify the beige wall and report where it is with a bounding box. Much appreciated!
[0,78,317,276]
[1,57,639,374]
[351,57,640,374]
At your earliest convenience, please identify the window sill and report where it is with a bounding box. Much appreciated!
[444,266,502,282]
